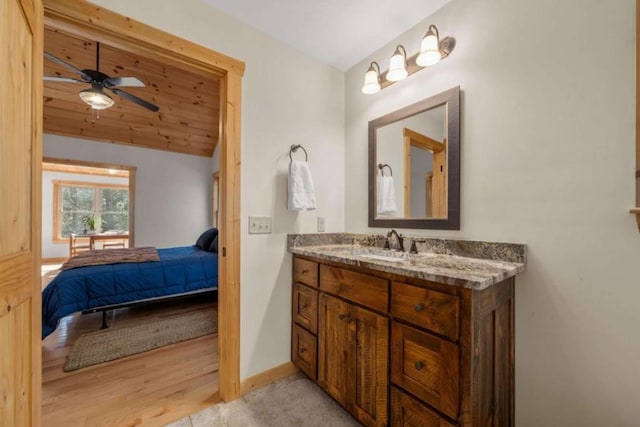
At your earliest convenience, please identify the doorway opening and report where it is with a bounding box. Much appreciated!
[39,1,244,425]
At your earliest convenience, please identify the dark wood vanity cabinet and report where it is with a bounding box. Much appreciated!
[318,293,389,427]
[291,255,515,427]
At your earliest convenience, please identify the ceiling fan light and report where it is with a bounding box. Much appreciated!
[362,62,381,94]
[387,45,408,82]
[416,25,442,67]
[79,87,114,110]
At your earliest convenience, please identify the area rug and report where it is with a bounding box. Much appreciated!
[64,309,217,372]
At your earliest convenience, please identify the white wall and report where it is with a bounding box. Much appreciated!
[346,0,639,425]
[42,170,127,258]
[44,134,213,249]
[88,0,346,379]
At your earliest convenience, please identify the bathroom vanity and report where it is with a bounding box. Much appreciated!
[288,233,526,427]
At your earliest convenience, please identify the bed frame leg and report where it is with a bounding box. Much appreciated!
[101,311,109,329]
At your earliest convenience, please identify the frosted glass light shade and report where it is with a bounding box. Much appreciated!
[361,62,381,94]
[387,46,408,82]
[416,26,442,67]
[79,87,114,110]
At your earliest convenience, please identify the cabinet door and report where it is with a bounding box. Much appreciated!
[348,305,389,427]
[317,293,350,407]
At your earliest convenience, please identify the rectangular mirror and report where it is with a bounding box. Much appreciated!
[369,86,460,229]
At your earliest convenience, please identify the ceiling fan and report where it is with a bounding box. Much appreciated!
[44,42,159,112]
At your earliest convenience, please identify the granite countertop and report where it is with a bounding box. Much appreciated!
[287,234,526,291]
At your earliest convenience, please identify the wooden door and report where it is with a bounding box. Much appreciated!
[348,305,389,427]
[0,0,43,426]
[317,293,349,407]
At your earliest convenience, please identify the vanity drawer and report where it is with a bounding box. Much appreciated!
[319,265,388,313]
[292,324,317,380]
[293,257,319,287]
[391,281,459,341]
[293,282,318,334]
[391,322,459,419]
[391,387,456,427]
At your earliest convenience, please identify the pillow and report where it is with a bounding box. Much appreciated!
[209,235,218,253]
[195,228,218,251]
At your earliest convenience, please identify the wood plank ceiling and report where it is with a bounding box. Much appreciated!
[43,27,221,157]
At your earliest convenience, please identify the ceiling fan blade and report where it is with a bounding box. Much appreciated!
[44,52,90,81]
[44,75,85,83]
[104,77,145,88]
[108,88,159,112]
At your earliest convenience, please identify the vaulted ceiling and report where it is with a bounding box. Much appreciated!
[43,27,221,157]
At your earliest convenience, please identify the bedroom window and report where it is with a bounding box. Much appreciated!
[53,181,129,242]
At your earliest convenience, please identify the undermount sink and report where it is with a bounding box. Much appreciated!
[357,252,407,263]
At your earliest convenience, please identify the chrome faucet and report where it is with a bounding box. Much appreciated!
[386,229,404,252]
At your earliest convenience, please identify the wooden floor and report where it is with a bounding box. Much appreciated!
[42,292,220,427]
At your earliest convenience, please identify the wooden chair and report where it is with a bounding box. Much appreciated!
[69,234,90,257]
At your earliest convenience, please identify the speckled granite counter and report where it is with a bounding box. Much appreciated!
[287,233,526,290]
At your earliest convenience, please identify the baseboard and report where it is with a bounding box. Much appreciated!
[240,361,299,396]
[42,257,68,264]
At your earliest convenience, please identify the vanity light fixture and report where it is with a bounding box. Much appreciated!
[362,61,382,94]
[387,45,408,82]
[361,24,455,95]
[416,25,442,66]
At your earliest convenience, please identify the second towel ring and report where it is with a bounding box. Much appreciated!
[378,163,393,177]
[289,144,308,162]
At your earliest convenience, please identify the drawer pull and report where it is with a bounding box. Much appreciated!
[414,303,425,312]
[339,313,346,320]
[301,269,309,274]
[301,303,309,310]
[299,347,307,353]
[415,361,425,371]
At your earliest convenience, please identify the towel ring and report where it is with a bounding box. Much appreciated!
[289,144,308,162]
[378,163,392,177]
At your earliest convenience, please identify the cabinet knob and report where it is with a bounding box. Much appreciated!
[301,269,309,274]
[415,361,425,371]
[414,303,425,312]
[339,313,346,320]
[301,303,309,310]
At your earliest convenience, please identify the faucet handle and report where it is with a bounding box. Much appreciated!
[409,240,418,254]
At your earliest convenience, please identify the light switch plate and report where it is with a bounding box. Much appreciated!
[248,216,272,234]
[317,217,326,232]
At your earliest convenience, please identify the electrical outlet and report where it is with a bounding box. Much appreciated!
[248,216,272,234]
[317,217,326,232]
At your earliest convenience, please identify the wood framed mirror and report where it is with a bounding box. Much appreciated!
[368,86,460,229]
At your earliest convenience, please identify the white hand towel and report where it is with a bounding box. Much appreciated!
[377,176,397,215]
[288,159,317,211]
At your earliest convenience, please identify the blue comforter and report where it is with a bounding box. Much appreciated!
[42,246,218,339]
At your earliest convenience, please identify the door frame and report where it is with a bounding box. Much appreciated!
[42,0,244,401]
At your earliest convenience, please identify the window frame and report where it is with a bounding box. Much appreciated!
[52,180,129,243]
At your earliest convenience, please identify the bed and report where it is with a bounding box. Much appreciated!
[42,245,218,339]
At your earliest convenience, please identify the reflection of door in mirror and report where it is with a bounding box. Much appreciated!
[404,127,446,218]
[374,105,447,219]
[368,86,460,230]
